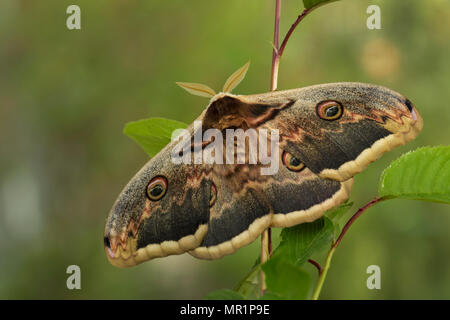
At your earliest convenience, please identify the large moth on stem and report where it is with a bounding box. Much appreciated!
[104,61,422,267]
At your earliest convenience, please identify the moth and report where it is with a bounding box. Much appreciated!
[104,63,423,267]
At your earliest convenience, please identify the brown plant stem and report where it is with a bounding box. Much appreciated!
[263,0,375,300]
[260,0,282,296]
[333,197,384,250]
[261,0,321,296]
[278,6,317,57]
[270,5,320,91]
[269,0,281,91]
[308,258,323,276]
[311,197,385,300]
[260,229,269,295]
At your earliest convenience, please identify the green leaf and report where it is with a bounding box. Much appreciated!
[325,201,353,239]
[204,289,245,300]
[271,217,335,266]
[123,117,188,158]
[235,258,261,299]
[303,0,340,10]
[262,259,311,300]
[325,201,353,223]
[379,146,450,204]
[259,291,285,300]
[235,280,259,300]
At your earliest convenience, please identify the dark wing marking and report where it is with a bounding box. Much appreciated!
[202,94,294,130]
[189,162,352,260]
[137,178,211,247]
[261,83,423,181]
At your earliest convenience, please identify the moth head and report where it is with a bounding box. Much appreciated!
[104,144,211,268]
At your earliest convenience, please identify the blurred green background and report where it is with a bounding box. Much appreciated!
[0,0,449,299]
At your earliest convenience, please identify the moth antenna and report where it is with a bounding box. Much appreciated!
[222,61,250,93]
[176,82,216,98]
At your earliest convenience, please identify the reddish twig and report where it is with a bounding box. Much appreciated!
[270,0,282,91]
[270,4,319,91]
[312,197,385,299]
[268,227,272,255]
[278,8,311,57]
[332,197,384,250]
[308,258,323,276]
[263,0,281,268]
[262,0,326,295]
